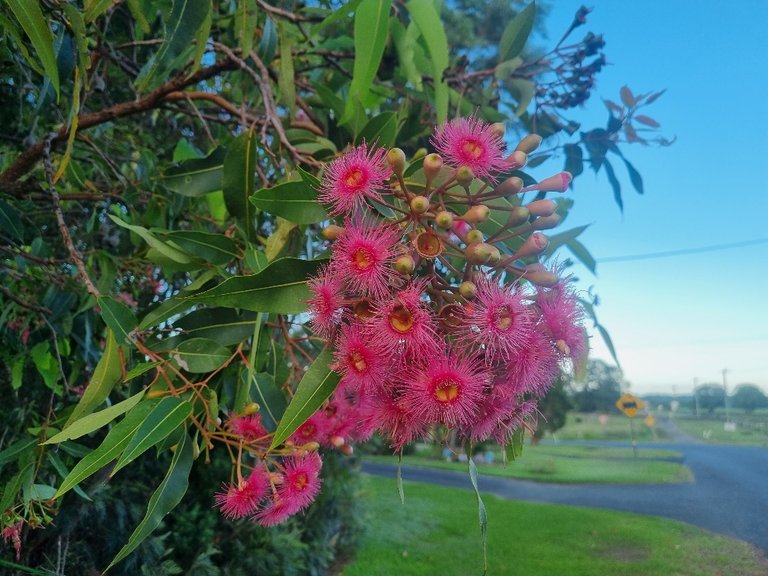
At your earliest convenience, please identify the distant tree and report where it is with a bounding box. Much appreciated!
[732,384,767,414]
[532,375,573,444]
[695,384,726,414]
[570,359,626,412]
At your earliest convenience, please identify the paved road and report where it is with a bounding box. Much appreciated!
[362,421,768,553]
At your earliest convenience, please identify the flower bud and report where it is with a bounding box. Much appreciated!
[494,176,524,196]
[515,134,543,154]
[322,224,345,241]
[424,153,443,182]
[394,254,416,274]
[387,147,406,176]
[465,228,484,244]
[526,199,558,217]
[330,435,345,448]
[435,210,454,229]
[530,171,572,193]
[524,264,558,287]
[340,443,354,456]
[242,402,260,415]
[456,166,475,187]
[452,220,471,237]
[410,195,430,214]
[463,204,490,224]
[490,122,506,138]
[505,150,528,170]
[531,213,562,230]
[512,233,549,260]
[459,281,477,299]
[506,206,530,227]
[487,244,502,265]
[465,242,496,264]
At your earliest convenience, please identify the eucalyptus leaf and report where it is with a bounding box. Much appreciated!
[498,2,536,62]
[66,330,123,425]
[406,0,449,122]
[250,181,327,224]
[171,338,231,373]
[5,0,60,98]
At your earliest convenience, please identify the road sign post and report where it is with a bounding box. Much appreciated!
[616,394,646,459]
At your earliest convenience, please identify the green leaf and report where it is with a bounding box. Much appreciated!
[504,428,525,463]
[108,214,194,264]
[563,143,584,179]
[249,181,327,224]
[235,0,258,56]
[98,296,138,345]
[343,0,392,122]
[161,148,225,197]
[47,451,91,501]
[0,199,24,241]
[55,400,160,498]
[566,238,597,275]
[84,0,112,22]
[507,77,535,116]
[139,299,194,331]
[182,257,324,314]
[544,224,589,257]
[223,129,257,238]
[67,330,123,425]
[191,3,212,73]
[257,15,278,62]
[5,0,60,98]
[155,308,259,348]
[356,111,400,148]
[0,13,44,77]
[603,157,623,212]
[622,157,644,195]
[126,0,151,34]
[313,0,364,32]
[0,438,36,468]
[248,372,286,432]
[135,0,212,91]
[468,457,488,575]
[270,348,341,450]
[123,362,161,383]
[111,397,192,475]
[406,0,449,122]
[278,22,296,116]
[30,341,60,394]
[0,463,33,512]
[498,2,536,62]
[170,338,231,373]
[45,392,146,445]
[106,433,193,571]
[596,323,620,367]
[160,231,238,266]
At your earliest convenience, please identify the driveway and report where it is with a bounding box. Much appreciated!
[361,421,768,553]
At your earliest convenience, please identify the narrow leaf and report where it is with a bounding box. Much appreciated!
[160,230,238,266]
[407,0,449,122]
[161,148,225,197]
[566,238,597,274]
[563,143,584,179]
[603,157,623,212]
[5,0,60,97]
[356,111,399,148]
[182,257,324,314]
[111,397,192,475]
[66,330,123,425]
[313,0,364,32]
[106,433,193,571]
[171,338,231,373]
[55,400,160,497]
[596,323,621,367]
[235,0,258,56]
[622,158,644,195]
[248,372,287,432]
[45,391,146,445]
[0,199,25,241]
[544,224,589,257]
[269,348,341,449]
[223,128,257,238]
[139,298,194,331]
[98,296,138,345]
[468,458,488,575]
[0,438,36,468]
[620,85,636,108]
[191,3,212,73]
[249,181,327,224]
[498,2,536,62]
[634,114,660,128]
[84,0,112,22]
[278,22,296,116]
[108,214,194,264]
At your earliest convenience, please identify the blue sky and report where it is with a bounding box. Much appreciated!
[533,1,768,394]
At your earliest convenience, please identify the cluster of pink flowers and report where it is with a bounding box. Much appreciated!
[306,117,587,451]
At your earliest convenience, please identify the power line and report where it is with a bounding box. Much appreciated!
[596,237,768,263]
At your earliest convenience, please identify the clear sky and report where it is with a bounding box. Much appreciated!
[533,1,768,394]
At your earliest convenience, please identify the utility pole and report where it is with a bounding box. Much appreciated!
[694,377,700,418]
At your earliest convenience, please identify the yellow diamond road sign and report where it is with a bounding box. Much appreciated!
[616,393,645,418]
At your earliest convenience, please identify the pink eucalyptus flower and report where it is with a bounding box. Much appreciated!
[431,117,508,180]
[1,521,23,560]
[331,218,400,298]
[289,412,329,446]
[537,282,587,365]
[307,265,345,338]
[318,143,390,215]
[334,322,390,392]
[214,467,270,519]
[227,413,269,442]
[500,330,561,397]
[255,453,323,526]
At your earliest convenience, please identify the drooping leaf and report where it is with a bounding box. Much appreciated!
[135,0,212,91]
[278,22,296,117]
[44,391,146,445]
[620,85,636,108]
[249,181,327,224]
[55,399,160,498]
[566,238,597,275]
[356,111,400,148]
[634,114,660,128]
[139,298,194,331]
[170,338,231,373]
[123,362,161,383]
[407,0,449,122]
[160,231,238,266]
[108,214,194,264]
[506,77,535,116]
[0,199,25,241]
[269,348,341,450]
[106,432,193,571]
[47,452,91,501]
[622,157,644,195]
[126,0,151,34]
[191,2,212,73]
[111,397,192,475]
[235,0,258,56]
[504,428,525,463]
[66,330,123,425]
[342,0,392,123]
[156,308,260,348]
[0,438,36,468]
[498,2,536,62]
[161,148,225,197]
[83,0,112,22]
[223,128,257,239]
[596,323,621,367]
[563,143,584,179]
[313,0,364,32]
[602,157,623,212]
[5,0,60,98]
[247,372,287,432]
[258,15,278,62]
[468,457,488,575]
[544,224,589,257]
[98,296,138,345]
[182,257,324,314]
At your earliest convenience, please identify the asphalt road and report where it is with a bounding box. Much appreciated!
[361,423,768,553]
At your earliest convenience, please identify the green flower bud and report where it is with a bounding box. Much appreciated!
[463,204,491,224]
[387,147,406,176]
[321,224,345,240]
[456,165,475,187]
[424,153,443,182]
[465,228,484,244]
[494,176,524,197]
[410,195,430,214]
[435,210,455,229]
[506,206,530,227]
[459,281,477,299]
[515,134,543,154]
[394,254,416,274]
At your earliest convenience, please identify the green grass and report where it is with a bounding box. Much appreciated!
[672,417,768,446]
[342,476,768,576]
[546,412,663,442]
[366,444,691,484]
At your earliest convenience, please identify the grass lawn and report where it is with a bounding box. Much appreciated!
[672,417,768,446]
[546,412,663,442]
[366,444,691,484]
[341,476,768,576]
